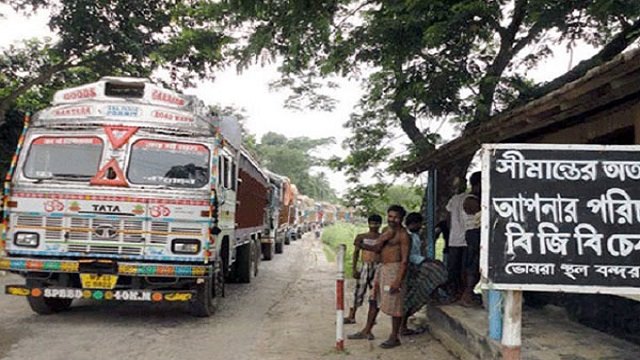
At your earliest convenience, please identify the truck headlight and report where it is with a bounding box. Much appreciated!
[171,239,201,254]
[14,232,39,247]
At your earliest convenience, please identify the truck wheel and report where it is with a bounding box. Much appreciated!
[275,240,283,254]
[284,233,290,245]
[235,242,252,283]
[26,279,72,315]
[253,241,260,278]
[262,242,274,261]
[189,263,222,317]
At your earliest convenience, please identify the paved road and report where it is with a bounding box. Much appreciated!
[0,233,457,360]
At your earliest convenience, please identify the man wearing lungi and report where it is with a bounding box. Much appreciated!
[347,205,410,349]
[400,212,448,336]
[343,214,382,324]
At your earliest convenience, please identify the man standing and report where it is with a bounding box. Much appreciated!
[460,171,482,307]
[445,177,474,300]
[347,205,410,349]
[400,212,448,336]
[343,214,382,324]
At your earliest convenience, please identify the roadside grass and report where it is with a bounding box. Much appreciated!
[321,223,367,278]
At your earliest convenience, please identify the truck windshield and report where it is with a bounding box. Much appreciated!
[23,137,103,180]
[128,139,209,188]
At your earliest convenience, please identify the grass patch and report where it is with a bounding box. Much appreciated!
[321,223,367,278]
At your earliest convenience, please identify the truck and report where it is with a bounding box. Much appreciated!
[0,77,258,317]
[234,150,272,263]
[265,171,297,245]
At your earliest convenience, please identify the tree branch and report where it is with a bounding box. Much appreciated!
[0,60,71,124]
[521,16,640,101]
[473,0,528,122]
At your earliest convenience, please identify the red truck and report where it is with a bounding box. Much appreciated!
[233,150,271,274]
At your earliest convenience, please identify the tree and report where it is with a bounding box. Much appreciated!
[0,0,230,125]
[185,0,640,179]
[344,183,423,217]
[252,132,338,201]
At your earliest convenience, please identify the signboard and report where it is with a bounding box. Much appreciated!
[481,143,640,295]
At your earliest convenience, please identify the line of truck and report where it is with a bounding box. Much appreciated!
[0,77,351,316]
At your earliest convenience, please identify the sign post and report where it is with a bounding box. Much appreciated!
[501,290,522,359]
[481,143,640,359]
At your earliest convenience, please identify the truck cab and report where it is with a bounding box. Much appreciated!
[0,77,249,316]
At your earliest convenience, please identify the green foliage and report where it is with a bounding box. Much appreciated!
[0,0,230,126]
[252,132,338,202]
[344,183,423,217]
[195,0,640,182]
[321,222,368,278]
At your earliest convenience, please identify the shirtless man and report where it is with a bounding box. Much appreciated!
[343,214,382,324]
[347,205,410,349]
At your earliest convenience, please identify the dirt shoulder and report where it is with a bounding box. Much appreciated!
[251,233,457,360]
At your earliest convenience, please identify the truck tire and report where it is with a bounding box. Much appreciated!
[235,242,252,283]
[189,263,223,317]
[253,240,260,278]
[275,240,283,254]
[284,233,290,245]
[26,279,72,315]
[262,242,274,261]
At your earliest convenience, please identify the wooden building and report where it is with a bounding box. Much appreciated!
[403,46,640,344]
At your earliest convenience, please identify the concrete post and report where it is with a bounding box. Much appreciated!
[501,290,522,360]
[336,244,346,351]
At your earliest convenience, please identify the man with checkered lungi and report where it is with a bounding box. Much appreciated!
[343,214,382,324]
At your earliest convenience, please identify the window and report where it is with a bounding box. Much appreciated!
[223,157,230,188]
[231,161,237,190]
[23,137,103,180]
[127,140,209,188]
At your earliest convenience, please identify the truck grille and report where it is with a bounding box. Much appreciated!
[66,217,145,256]
[12,215,202,257]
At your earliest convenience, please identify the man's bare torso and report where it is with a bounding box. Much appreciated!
[356,232,380,263]
[380,227,407,263]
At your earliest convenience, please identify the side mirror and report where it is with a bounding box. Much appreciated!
[211,226,222,235]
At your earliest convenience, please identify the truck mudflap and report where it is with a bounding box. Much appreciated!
[0,258,209,277]
[6,285,196,302]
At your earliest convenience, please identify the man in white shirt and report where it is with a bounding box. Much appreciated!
[446,190,471,300]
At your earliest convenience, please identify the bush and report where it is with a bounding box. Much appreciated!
[321,223,367,278]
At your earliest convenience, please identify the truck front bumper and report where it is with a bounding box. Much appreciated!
[5,285,195,302]
[0,257,209,277]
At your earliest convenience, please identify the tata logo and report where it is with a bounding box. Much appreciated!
[92,204,121,212]
[93,225,118,240]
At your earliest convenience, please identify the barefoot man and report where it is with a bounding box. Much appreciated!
[347,205,410,349]
[344,214,382,324]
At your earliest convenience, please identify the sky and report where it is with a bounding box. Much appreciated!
[0,4,603,195]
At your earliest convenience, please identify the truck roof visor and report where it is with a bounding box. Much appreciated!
[104,81,145,98]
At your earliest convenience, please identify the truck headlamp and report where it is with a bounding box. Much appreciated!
[14,232,39,248]
[171,239,201,254]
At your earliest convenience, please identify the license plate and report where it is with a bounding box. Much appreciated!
[80,274,118,289]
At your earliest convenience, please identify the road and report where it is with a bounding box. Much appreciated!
[0,233,457,360]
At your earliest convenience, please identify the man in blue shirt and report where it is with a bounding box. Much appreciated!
[400,212,448,336]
